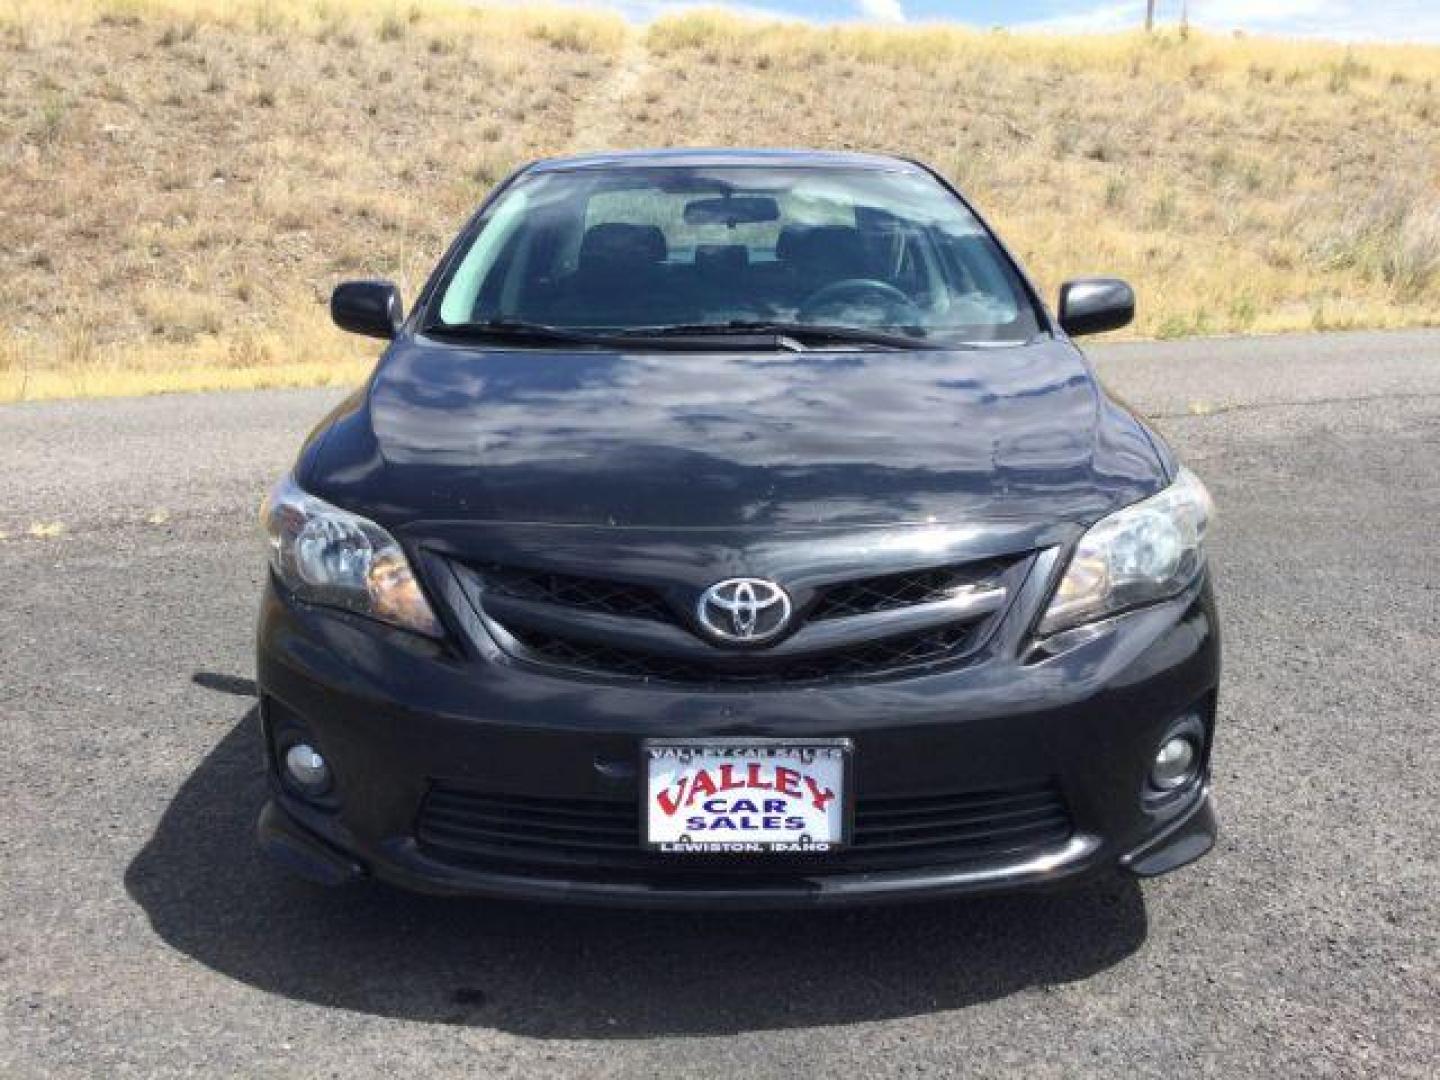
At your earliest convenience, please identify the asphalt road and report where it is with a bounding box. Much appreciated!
[2,330,1437,1077]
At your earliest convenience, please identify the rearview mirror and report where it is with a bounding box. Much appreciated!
[1058,278,1134,337]
[331,280,403,339]
[683,196,781,226]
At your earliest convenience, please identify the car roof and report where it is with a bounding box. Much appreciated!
[525,148,927,174]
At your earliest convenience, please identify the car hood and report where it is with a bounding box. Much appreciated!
[303,335,1164,530]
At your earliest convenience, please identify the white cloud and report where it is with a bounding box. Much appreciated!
[1019,1,1136,34]
[855,0,906,23]
[1019,0,1440,42]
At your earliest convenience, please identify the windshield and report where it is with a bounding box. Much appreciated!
[428,165,1042,346]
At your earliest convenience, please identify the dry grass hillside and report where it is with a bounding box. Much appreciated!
[2,0,1438,401]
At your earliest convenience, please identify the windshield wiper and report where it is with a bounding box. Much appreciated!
[622,320,935,350]
[424,318,630,346]
[426,317,815,352]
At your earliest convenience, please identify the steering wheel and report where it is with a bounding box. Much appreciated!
[796,278,922,326]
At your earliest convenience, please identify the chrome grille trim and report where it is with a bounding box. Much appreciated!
[809,560,1013,620]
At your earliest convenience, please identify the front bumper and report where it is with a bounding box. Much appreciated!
[254,574,1220,908]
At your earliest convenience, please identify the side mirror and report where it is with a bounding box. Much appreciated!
[331,280,403,339]
[1058,278,1134,337]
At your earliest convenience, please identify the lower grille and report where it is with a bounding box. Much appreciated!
[416,780,1073,876]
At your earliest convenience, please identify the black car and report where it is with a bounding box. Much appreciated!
[257,149,1219,907]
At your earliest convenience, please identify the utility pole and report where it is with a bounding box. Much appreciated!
[1146,0,1156,32]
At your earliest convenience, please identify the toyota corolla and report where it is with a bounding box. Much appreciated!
[256,149,1219,907]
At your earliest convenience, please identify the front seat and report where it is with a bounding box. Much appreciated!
[552,223,668,324]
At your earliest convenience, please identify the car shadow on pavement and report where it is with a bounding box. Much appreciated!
[125,701,1148,1038]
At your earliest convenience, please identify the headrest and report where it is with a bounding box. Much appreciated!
[579,223,667,269]
[695,244,749,275]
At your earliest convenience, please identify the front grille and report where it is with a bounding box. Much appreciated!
[809,560,1011,620]
[482,565,676,624]
[461,552,1027,686]
[416,780,1073,876]
[509,622,974,684]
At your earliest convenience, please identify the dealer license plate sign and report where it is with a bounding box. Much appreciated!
[643,738,852,853]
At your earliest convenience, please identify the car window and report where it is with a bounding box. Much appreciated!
[431,165,1040,345]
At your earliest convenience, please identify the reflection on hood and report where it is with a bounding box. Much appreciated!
[307,338,1162,529]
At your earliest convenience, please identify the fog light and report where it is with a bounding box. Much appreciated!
[284,742,331,794]
[1150,736,1199,791]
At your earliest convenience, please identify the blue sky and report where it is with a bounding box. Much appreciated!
[586,1,1440,43]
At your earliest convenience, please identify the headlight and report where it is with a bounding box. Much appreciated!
[261,475,442,637]
[1038,468,1212,636]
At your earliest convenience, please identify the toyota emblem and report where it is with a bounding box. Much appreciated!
[696,578,792,645]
